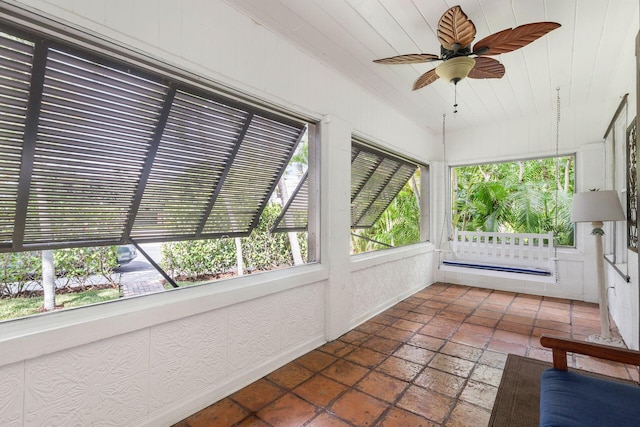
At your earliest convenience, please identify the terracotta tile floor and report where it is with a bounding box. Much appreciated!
[174,283,638,427]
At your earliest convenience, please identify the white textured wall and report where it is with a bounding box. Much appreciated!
[351,246,433,327]
[0,280,327,426]
[608,256,640,350]
[0,1,436,426]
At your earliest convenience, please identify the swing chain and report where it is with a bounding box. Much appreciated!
[554,87,561,283]
[439,113,449,250]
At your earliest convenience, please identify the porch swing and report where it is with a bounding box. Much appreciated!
[436,90,562,284]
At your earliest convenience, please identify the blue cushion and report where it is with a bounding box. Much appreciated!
[442,259,551,276]
[540,368,640,427]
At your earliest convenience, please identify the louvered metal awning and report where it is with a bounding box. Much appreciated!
[273,141,418,232]
[0,26,306,252]
[272,171,309,232]
[350,143,418,228]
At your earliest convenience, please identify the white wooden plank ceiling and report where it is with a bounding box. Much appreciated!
[223,0,639,133]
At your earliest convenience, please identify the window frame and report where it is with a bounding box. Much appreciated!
[0,3,322,329]
[603,94,632,281]
[449,153,577,249]
[349,138,429,254]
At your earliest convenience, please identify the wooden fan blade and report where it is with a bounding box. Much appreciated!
[437,6,476,50]
[473,22,561,55]
[413,69,439,90]
[373,53,440,64]
[468,57,505,79]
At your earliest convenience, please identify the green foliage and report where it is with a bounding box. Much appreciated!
[0,246,118,298]
[161,203,307,280]
[242,204,296,270]
[452,156,575,246]
[351,179,420,254]
[0,251,42,298]
[161,238,236,280]
[54,247,119,287]
[290,138,308,174]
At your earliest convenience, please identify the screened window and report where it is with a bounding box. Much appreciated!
[451,155,575,246]
[275,138,427,253]
[0,18,318,322]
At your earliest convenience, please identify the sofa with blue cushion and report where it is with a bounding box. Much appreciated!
[539,335,640,427]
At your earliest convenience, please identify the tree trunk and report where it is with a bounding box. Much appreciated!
[409,176,420,207]
[234,237,244,277]
[518,161,525,182]
[42,249,55,311]
[277,180,304,265]
[478,165,491,182]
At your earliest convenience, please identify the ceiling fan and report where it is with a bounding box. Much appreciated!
[373,5,560,91]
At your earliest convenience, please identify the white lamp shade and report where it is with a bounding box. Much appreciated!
[571,190,625,223]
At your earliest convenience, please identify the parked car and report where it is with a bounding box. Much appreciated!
[117,245,137,265]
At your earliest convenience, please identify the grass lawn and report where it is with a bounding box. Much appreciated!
[0,287,120,321]
[163,280,215,290]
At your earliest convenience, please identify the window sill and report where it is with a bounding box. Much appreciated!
[604,257,631,282]
[0,263,328,367]
[350,241,434,272]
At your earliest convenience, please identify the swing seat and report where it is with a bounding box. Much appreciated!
[438,230,557,283]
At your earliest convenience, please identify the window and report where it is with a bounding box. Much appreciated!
[274,138,428,254]
[0,23,308,250]
[451,155,575,247]
[603,94,631,277]
[0,20,317,321]
[350,141,427,253]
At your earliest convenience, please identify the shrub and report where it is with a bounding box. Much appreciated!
[0,251,42,298]
[241,204,294,270]
[0,246,119,298]
[54,246,119,288]
[161,238,236,280]
[161,203,308,280]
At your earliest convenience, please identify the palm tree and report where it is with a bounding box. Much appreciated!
[452,156,575,245]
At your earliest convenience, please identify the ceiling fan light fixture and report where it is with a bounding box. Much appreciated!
[435,56,476,84]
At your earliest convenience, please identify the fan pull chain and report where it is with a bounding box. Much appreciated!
[453,84,458,113]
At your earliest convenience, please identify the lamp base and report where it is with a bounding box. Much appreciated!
[587,334,625,347]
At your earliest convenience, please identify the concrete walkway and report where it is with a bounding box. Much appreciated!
[120,280,166,298]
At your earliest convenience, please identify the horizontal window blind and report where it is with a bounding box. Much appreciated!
[0,33,32,247]
[0,24,306,252]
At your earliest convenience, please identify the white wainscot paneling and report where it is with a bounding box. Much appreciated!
[279,283,325,349]
[228,294,283,372]
[227,282,325,372]
[149,308,229,413]
[23,329,149,426]
[351,250,431,324]
[0,361,24,427]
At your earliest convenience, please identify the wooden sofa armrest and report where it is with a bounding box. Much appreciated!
[540,334,640,370]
